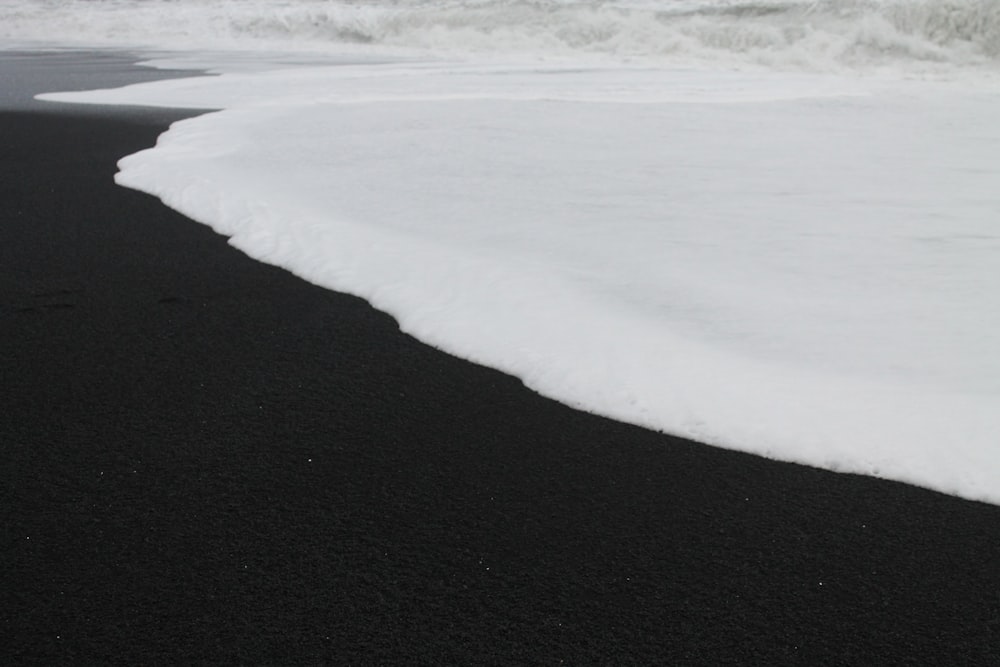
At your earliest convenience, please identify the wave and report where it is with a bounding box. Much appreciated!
[40,57,1000,503]
[3,0,999,72]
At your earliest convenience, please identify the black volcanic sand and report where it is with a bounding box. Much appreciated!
[2,54,999,665]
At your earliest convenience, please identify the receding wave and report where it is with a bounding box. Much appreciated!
[2,0,999,72]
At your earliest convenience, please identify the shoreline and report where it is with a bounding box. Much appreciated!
[3,53,999,663]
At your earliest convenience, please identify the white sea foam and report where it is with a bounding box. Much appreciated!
[3,0,1000,75]
[10,0,1000,503]
[36,55,1000,504]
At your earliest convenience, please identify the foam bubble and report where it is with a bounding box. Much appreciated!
[40,61,1000,504]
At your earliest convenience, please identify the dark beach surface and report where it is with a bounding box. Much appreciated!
[2,52,999,664]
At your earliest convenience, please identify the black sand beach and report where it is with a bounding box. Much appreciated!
[3,53,999,664]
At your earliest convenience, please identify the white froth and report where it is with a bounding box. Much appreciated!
[3,0,1000,75]
[38,57,1000,504]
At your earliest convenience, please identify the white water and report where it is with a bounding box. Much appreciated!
[5,1,1000,503]
[3,0,1000,74]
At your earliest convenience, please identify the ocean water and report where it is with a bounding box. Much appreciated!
[4,0,1000,503]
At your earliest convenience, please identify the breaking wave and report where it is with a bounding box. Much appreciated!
[3,0,999,72]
